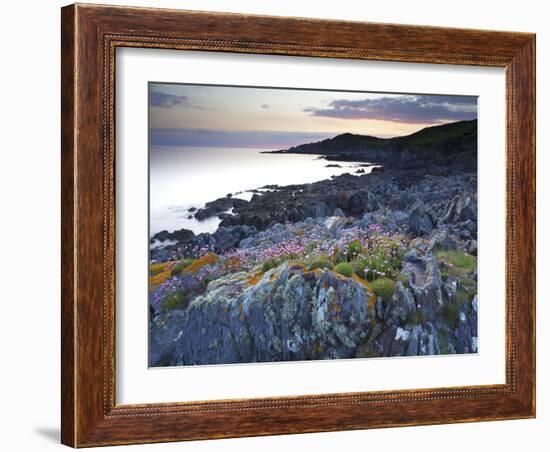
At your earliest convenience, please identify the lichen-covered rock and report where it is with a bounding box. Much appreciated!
[149,264,374,366]
[384,281,416,326]
[456,295,478,353]
[367,322,440,358]
[149,310,187,366]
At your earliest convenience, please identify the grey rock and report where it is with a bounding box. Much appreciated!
[151,264,374,366]
[333,208,345,217]
[428,228,458,251]
[212,225,257,252]
[441,193,477,225]
[401,250,443,319]
[408,202,434,236]
[384,281,416,326]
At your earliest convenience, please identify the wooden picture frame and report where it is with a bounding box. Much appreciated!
[61,3,536,447]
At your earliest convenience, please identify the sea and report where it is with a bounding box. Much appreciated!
[150,146,376,238]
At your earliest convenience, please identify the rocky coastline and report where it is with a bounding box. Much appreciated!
[149,120,479,366]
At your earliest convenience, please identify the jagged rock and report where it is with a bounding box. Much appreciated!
[384,281,416,326]
[441,193,477,225]
[195,197,249,221]
[312,201,330,218]
[456,296,478,353]
[149,310,187,366]
[151,228,194,244]
[333,208,345,217]
[466,239,477,256]
[239,222,289,249]
[428,228,458,251]
[212,225,257,252]
[392,210,409,224]
[349,190,379,215]
[408,202,434,235]
[443,276,459,301]
[371,326,397,357]
[368,322,441,358]
[150,264,374,366]
[401,249,443,319]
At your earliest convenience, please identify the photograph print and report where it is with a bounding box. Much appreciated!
[148,83,478,367]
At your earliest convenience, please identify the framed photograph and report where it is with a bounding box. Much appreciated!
[61,3,536,447]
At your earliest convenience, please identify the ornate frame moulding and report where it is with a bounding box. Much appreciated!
[61,3,535,447]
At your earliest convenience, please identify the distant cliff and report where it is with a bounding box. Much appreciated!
[267,119,477,169]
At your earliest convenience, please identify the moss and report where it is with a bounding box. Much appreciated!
[170,258,194,276]
[160,291,183,313]
[442,298,461,330]
[370,278,396,303]
[308,259,334,271]
[330,245,348,265]
[334,262,354,277]
[437,331,451,355]
[261,259,279,273]
[150,262,169,275]
[406,310,427,328]
[436,250,477,272]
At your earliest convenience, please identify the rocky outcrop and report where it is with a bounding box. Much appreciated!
[212,225,257,252]
[149,120,479,366]
[440,193,477,225]
[194,197,249,221]
[401,249,443,319]
[149,264,374,366]
[408,201,435,236]
[150,228,194,244]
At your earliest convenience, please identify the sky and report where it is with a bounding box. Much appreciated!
[149,83,477,149]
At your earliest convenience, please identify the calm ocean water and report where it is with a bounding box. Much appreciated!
[150,146,375,236]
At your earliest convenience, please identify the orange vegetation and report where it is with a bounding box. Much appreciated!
[183,253,218,275]
[246,272,263,286]
[149,262,175,288]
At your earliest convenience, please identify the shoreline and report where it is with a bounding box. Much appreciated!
[148,119,479,366]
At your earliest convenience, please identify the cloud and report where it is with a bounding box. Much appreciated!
[261,104,269,109]
[305,95,477,124]
[149,90,188,108]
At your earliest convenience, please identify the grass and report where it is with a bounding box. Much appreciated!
[308,259,334,271]
[170,258,194,276]
[160,291,184,313]
[334,262,354,278]
[261,259,279,273]
[397,120,476,147]
[442,298,461,330]
[370,278,396,303]
[442,289,471,330]
[406,310,427,328]
[150,262,169,275]
[436,250,476,272]
[346,239,362,261]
